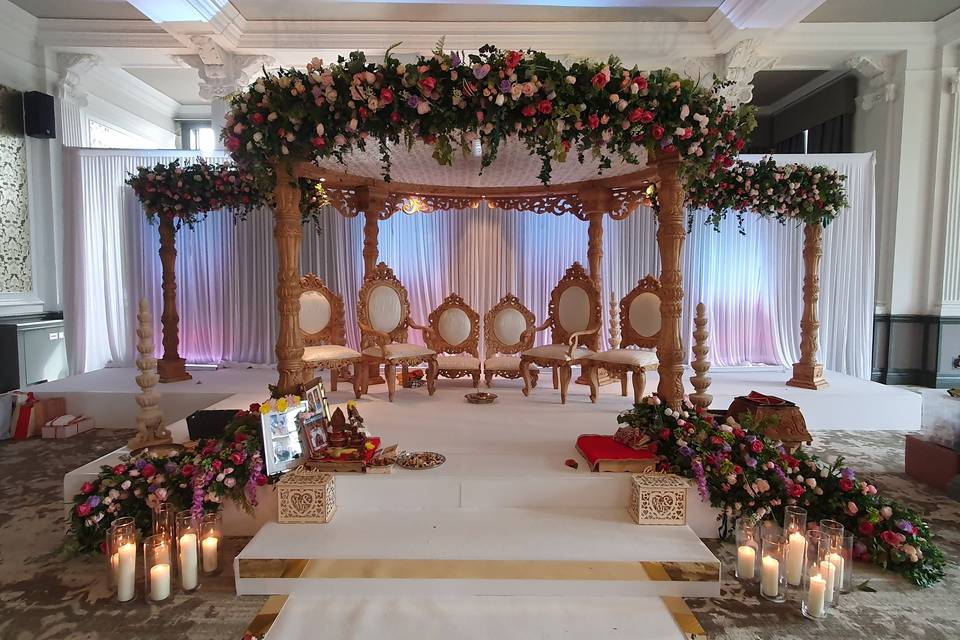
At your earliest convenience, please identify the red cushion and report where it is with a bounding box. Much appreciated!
[576,434,656,466]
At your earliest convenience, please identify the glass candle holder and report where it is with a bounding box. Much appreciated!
[176,511,200,593]
[143,534,173,602]
[819,519,844,545]
[759,537,787,602]
[734,519,759,581]
[801,562,830,619]
[783,506,807,588]
[108,521,137,603]
[829,532,854,595]
[200,511,223,576]
[153,502,176,539]
[106,517,135,590]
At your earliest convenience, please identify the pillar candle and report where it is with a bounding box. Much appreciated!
[826,551,845,587]
[116,542,136,602]
[201,535,219,573]
[737,545,756,579]
[179,533,198,590]
[110,553,119,583]
[785,531,806,586]
[806,574,827,617]
[819,559,836,603]
[761,555,780,597]
[150,563,171,601]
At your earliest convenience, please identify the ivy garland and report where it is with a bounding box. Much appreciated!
[126,159,329,229]
[221,42,757,192]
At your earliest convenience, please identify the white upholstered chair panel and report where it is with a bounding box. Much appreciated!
[493,308,526,347]
[299,290,332,335]
[368,284,403,333]
[629,291,662,338]
[438,307,471,346]
[557,286,590,333]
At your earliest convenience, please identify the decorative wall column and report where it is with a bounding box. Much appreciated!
[655,157,687,407]
[156,215,191,383]
[359,187,388,383]
[938,71,960,315]
[273,167,305,395]
[787,223,829,390]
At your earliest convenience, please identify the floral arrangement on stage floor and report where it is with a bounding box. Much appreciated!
[126,159,329,228]
[685,157,849,229]
[221,41,757,187]
[64,405,268,555]
[617,397,945,588]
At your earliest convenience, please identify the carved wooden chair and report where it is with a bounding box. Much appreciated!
[425,293,481,387]
[357,262,438,401]
[482,294,539,388]
[299,274,363,398]
[584,275,661,404]
[519,262,601,404]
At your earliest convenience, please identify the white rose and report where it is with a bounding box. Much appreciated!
[121,480,131,490]
[315,124,324,136]
[495,93,505,106]
[565,75,576,84]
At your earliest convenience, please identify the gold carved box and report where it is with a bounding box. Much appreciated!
[277,467,336,523]
[628,472,688,525]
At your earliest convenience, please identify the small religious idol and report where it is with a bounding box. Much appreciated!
[327,407,348,448]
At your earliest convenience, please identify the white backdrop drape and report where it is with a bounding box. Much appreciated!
[64,150,875,379]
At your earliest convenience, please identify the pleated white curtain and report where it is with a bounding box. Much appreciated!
[64,149,875,379]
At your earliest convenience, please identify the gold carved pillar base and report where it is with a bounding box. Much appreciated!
[157,357,191,383]
[786,362,828,390]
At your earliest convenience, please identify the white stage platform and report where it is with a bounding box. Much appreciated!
[38,364,921,431]
[264,595,696,640]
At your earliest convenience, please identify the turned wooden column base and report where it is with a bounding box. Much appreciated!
[786,362,828,390]
[157,357,192,383]
[575,367,616,387]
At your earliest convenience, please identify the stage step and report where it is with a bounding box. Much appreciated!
[261,594,702,640]
[234,507,721,598]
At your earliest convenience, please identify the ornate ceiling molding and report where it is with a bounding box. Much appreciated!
[173,36,274,100]
[847,55,897,111]
[56,52,101,106]
[719,39,778,106]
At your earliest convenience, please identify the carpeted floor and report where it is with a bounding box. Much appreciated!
[0,429,955,640]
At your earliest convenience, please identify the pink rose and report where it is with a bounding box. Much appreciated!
[226,136,242,152]
[750,439,763,453]
[76,504,92,517]
[81,482,94,494]
[845,501,858,516]
[113,464,126,475]
[880,530,901,546]
[142,463,156,479]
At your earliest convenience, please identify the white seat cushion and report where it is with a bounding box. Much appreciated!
[362,343,436,360]
[437,354,481,370]
[303,344,362,363]
[484,355,537,372]
[588,349,658,367]
[520,344,593,362]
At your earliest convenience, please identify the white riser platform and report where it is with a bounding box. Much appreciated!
[234,508,721,598]
[265,594,695,640]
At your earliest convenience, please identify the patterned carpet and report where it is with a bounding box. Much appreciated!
[0,429,955,640]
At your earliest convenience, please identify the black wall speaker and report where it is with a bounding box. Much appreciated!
[23,91,56,139]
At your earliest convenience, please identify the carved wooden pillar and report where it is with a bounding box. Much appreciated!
[360,188,388,384]
[787,223,829,389]
[655,158,686,407]
[273,166,304,395]
[690,302,713,408]
[156,214,191,383]
[578,188,613,386]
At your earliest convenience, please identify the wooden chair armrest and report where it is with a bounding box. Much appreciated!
[358,322,390,357]
[567,323,601,356]
[407,319,436,342]
[520,319,552,345]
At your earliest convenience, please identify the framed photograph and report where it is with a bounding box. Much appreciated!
[260,401,307,476]
[299,411,328,458]
[303,376,332,420]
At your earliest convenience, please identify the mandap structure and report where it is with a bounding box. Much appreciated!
[129,45,847,406]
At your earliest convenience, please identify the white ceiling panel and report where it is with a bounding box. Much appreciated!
[123,67,205,105]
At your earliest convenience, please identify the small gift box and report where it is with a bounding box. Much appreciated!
[628,471,688,525]
[42,414,95,439]
[277,467,336,523]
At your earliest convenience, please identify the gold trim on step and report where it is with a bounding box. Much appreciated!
[238,558,719,582]
[661,595,707,640]
[244,595,289,638]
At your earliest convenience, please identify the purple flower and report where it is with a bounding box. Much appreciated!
[85,495,101,508]
[691,460,709,502]
[164,461,178,475]
[135,459,148,470]
[679,445,692,457]
[450,53,461,67]
[473,64,490,80]
[841,467,855,480]
[500,79,511,93]
[896,519,914,533]
[407,95,419,108]
[147,484,156,494]
[744,455,757,468]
